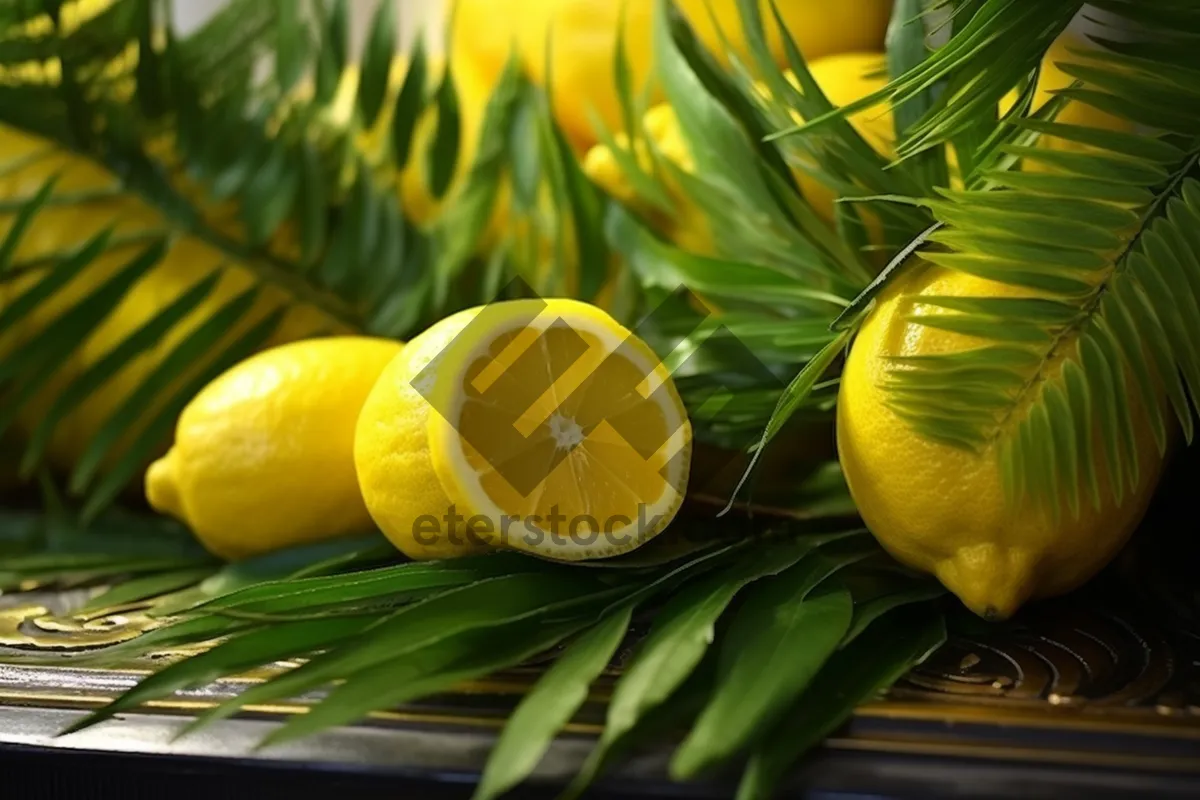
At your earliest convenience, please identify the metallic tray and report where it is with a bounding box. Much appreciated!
[1,568,1198,798]
[3,461,1199,798]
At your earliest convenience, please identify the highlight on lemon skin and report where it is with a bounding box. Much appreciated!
[146,336,403,561]
[356,298,692,563]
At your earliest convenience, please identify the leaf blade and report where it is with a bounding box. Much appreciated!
[473,605,633,800]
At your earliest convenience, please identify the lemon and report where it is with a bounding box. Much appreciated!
[1004,32,1136,154]
[355,308,494,561]
[451,0,892,153]
[789,52,894,228]
[587,30,1135,259]
[583,103,714,255]
[146,336,402,561]
[0,119,342,478]
[330,52,498,229]
[678,0,893,67]
[837,264,1164,620]
[584,51,894,254]
[356,299,691,562]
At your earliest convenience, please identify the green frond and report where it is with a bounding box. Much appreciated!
[34,519,941,800]
[0,2,977,793]
[0,502,216,592]
[776,0,1084,159]
[879,2,1200,515]
[0,0,590,513]
[737,605,946,800]
[730,0,932,248]
[600,0,877,288]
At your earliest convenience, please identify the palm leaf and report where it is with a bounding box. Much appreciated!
[737,605,947,800]
[3,0,1120,794]
[876,2,1200,514]
[0,0,576,514]
[45,523,940,797]
[473,604,634,800]
[148,533,396,617]
[670,557,857,778]
[598,0,1016,466]
[650,0,870,288]
[775,0,1084,160]
[0,504,215,593]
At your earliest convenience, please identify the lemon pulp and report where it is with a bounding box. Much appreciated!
[426,299,691,560]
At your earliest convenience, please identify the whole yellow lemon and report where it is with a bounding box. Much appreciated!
[837,264,1164,620]
[146,336,402,561]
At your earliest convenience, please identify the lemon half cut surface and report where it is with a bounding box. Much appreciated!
[422,299,692,561]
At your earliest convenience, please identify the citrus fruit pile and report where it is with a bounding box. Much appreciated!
[4,0,1169,629]
[147,300,692,563]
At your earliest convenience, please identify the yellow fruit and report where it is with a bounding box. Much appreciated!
[678,0,893,66]
[146,337,402,561]
[333,53,603,302]
[357,299,691,561]
[427,299,691,561]
[451,0,892,153]
[507,0,655,153]
[837,264,1164,620]
[1005,32,1136,153]
[331,52,497,228]
[584,51,894,255]
[355,308,494,560]
[583,103,711,255]
[0,126,339,474]
[587,30,1136,259]
[790,52,894,226]
[447,0,522,101]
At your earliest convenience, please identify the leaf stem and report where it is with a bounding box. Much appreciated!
[0,230,167,281]
[988,150,1200,444]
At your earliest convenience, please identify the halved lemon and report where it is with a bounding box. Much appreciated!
[424,299,691,561]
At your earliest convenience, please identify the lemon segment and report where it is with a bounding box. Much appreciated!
[424,299,691,561]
